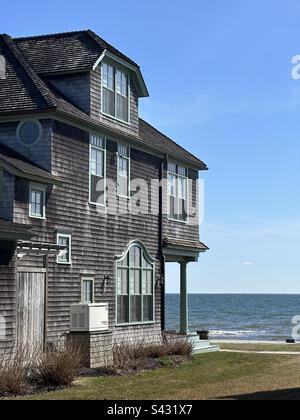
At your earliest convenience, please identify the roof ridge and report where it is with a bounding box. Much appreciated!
[13,30,88,41]
[1,35,57,108]
[139,118,208,169]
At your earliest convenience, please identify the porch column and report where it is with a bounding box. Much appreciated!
[179,262,188,334]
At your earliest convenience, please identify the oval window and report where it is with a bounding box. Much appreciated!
[17,120,42,146]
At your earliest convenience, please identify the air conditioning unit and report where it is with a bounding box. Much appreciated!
[70,303,109,332]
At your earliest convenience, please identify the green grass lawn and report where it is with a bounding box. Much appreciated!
[217,343,300,352]
[7,352,300,400]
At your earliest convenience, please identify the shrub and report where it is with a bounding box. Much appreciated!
[35,343,83,386]
[113,337,192,371]
[0,347,35,396]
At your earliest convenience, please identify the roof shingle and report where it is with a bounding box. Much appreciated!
[14,30,139,75]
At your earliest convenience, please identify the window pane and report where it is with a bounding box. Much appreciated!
[116,94,128,122]
[178,166,187,176]
[118,156,128,177]
[130,246,141,267]
[102,63,114,90]
[91,148,104,177]
[90,175,105,205]
[91,135,104,148]
[130,269,141,295]
[118,144,129,157]
[168,162,177,173]
[58,236,70,263]
[116,70,128,96]
[178,176,187,199]
[169,196,175,219]
[130,295,142,322]
[118,295,129,323]
[143,295,154,322]
[103,87,115,116]
[82,279,93,303]
[178,198,188,221]
[168,173,177,196]
[30,189,44,217]
[117,268,129,295]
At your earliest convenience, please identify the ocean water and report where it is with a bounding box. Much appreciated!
[166,294,300,341]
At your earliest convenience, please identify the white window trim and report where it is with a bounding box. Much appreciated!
[56,233,72,265]
[29,182,46,220]
[89,134,107,207]
[115,241,155,327]
[167,162,189,224]
[101,62,131,125]
[81,276,95,304]
[117,143,131,199]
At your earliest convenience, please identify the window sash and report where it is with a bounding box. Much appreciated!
[168,163,188,221]
[57,234,71,264]
[29,185,45,218]
[81,278,94,304]
[101,63,129,122]
[89,136,106,206]
[117,145,130,197]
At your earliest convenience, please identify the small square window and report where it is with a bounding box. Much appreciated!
[57,234,72,264]
[29,183,46,219]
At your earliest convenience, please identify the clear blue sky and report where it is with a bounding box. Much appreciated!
[2,0,300,293]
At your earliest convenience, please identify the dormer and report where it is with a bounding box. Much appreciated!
[14,30,149,137]
[91,51,148,136]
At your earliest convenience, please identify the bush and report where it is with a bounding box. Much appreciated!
[113,338,192,371]
[0,347,35,396]
[35,343,83,387]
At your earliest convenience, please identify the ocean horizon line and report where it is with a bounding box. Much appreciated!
[166,292,300,296]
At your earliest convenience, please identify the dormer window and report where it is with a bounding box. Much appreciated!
[102,62,129,123]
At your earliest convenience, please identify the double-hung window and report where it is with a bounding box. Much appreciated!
[57,233,72,264]
[89,134,106,206]
[168,163,188,222]
[117,144,130,197]
[29,183,46,219]
[117,244,154,325]
[102,62,129,123]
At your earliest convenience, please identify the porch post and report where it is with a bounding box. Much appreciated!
[179,262,188,334]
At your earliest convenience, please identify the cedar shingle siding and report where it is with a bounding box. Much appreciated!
[0,30,207,360]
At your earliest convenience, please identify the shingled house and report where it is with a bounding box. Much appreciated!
[0,30,217,366]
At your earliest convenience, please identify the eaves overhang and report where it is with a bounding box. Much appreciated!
[0,110,207,171]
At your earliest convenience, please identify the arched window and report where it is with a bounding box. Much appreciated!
[116,242,155,325]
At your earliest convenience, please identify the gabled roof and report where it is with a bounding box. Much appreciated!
[0,31,207,170]
[0,144,63,185]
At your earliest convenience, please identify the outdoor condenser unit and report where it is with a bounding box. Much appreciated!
[70,303,109,332]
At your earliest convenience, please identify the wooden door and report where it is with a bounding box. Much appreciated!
[17,269,46,353]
